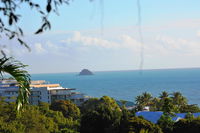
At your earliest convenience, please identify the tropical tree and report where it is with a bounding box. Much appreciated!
[50,100,80,120]
[81,96,122,133]
[159,91,169,99]
[171,92,188,108]
[173,117,200,133]
[0,0,90,112]
[150,97,161,111]
[0,0,96,111]
[127,117,163,133]
[157,114,174,133]
[184,112,194,121]
[161,97,176,115]
[135,92,153,111]
[0,57,30,111]
[119,103,131,133]
[180,104,200,113]
[0,0,69,112]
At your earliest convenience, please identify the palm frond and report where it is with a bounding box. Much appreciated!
[0,57,30,111]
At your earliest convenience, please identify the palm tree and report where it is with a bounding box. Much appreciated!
[141,92,153,105]
[150,97,161,111]
[159,91,169,99]
[120,100,128,108]
[0,57,30,111]
[135,92,153,110]
[171,92,187,107]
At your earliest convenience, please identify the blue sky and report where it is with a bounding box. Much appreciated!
[2,0,200,73]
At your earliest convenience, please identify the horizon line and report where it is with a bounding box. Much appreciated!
[30,66,200,75]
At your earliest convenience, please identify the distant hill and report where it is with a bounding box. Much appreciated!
[79,69,94,76]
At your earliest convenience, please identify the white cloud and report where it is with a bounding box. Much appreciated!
[61,31,143,52]
[34,43,47,54]
[196,30,200,37]
[15,30,200,59]
[156,35,200,55]
[62,31,121,49]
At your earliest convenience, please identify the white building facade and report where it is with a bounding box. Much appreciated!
[0,80,90,105]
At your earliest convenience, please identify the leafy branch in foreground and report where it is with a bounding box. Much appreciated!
[0,0,72,53]
[0,57,30,111]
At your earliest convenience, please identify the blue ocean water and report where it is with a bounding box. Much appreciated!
[31,68,200,105]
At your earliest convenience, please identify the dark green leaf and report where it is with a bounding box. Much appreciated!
[46,4,52,13]
[35,28,43,34]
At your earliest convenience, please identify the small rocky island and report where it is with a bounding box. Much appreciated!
[79,69,94,76]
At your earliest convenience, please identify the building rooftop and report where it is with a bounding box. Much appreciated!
[136,111,200,123]
[30,84,60,88]
[31,80,46,85]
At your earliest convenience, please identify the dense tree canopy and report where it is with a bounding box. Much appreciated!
[80,96,122,133]
[135,91,200,113]
[0,98,79,133]
[127,117,163,133]
[50,100,80,120]
[173,117,200,133]
[1,94,200,133]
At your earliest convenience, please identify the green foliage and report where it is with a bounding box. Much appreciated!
[0,0,72,52]
[50,100,80,120]
[157,114,174,133]
[119,106,132,133]
[0,99,79,133]
[127,117,163,133]
[184,112,194,121]
[80,98,99,113]
[135,91,196,113]
[139,129,149,133]
[159,91,169,99]
[80,96,122,133]
[0,57,30,111]
[171,92,187,107]
[173,117,200,133]
[135,92,153,111]
[59,128,79,133]
[161,97,176,115]
[149,98,161,111]
[1,92,200,133]
[180,104,200,113]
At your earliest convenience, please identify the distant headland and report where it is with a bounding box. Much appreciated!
[79,69,94,76]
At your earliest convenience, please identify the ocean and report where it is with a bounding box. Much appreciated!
[31,68,200,105]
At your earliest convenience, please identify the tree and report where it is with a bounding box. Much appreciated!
[180,104,200,113]
[0,57,30,111]
[80,98,99,113]
[127,117,163,133]
[0,0,80,110]
[119,104,131,133]
[0,0,72,53]
[0,99,79,133]
[171,92,187,110]
[80,96,122,133]
[135,92,153,111]
[150,97,161,111]
[157,114,174,133]
[173,117,200,133]
[184,112,194,121]
[50,100,80,120]
[159,91,169,99]
[161,97,176,115]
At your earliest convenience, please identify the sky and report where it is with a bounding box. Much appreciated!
[2,0,200,74]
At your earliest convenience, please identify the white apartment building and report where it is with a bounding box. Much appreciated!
[0,80,90,105]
